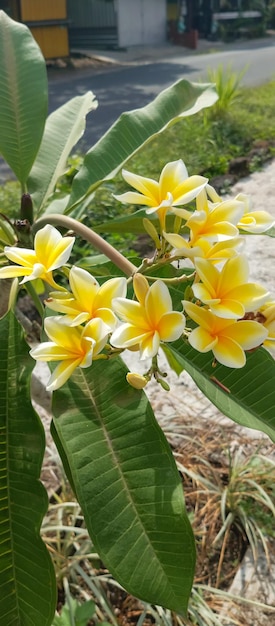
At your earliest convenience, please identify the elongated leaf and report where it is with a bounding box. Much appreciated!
[52,357,195,614]
[0,11,48,185]
[0,311,56,626]
[67,80,218,213]
[166,341,275,442]
[28,93,98,215]
[93,208,180,236]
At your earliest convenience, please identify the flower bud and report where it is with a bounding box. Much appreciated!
[133,273,149,306]
[157,378,170,391]
[143,218,161,249]
[126,372,148,390]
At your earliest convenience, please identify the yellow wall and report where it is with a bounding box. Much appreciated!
[30,25,69,59]
[20,0,67,22]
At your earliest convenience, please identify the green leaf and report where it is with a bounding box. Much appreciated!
[52,357,195,614]
[28,93,97,215]
[167,341,275,442]
[0,11,48,185]
[0,311,56,625]
[75,599,96,624]
[93,208,180,236]
[67,80,218,214]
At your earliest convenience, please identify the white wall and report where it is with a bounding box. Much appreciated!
[116,0,166,47]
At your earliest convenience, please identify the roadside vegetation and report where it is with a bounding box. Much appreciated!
[1,77,275,232]
[41,70,275,624]
[1,59,275,625]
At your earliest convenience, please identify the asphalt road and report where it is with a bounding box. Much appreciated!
[47,37,275,150]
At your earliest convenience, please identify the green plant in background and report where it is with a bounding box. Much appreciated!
[177,446,275,588]
[206,64,247,118]
[52,592,97,626]
[0,10,275,626]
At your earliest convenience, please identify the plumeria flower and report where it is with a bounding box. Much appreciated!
[163,232,244,264]
[114,160,208,230]
[183,301,268,368]
[30,316,109,391]
[206,187,275,234]
[174,187,245,243]
[111,273,186,359]
[46,266,127,330]
[235,193,275,233]
[0,224,75,288]
[257,301,275,348]
[192,254,269,319]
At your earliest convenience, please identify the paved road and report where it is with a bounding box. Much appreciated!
[48,37,275,150]
[1,37,275,181]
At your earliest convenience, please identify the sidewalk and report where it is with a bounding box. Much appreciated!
[71,32,275,67]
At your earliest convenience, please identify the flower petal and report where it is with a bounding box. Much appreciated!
[111,323,150,348]
[114,191,156,207]
[219,255,249,292]
[44,317,83,352]
[121,169,159,201]
[158,312,186,341]
[35,224,75,270]
[46,359,82,391]
[238,210,274,233]
[0,265,33,279]
[3,246,36,267]
[30,342,75,362]
[172,175,208,205]
[194,258,219,295]
[213,337,246,368]
[139,331,160,359]
[221,320,268,350]
[188,326,218,353]
[95,276,127,308]
[209,298,245,319]
[69,266,99,305]
[227,283,269,311]
[159,159,188,199]
[113,298,149,328]
[192,283,221,306]
[145,280,172,326]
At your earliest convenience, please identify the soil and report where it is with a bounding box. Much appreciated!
[46,53,113,72]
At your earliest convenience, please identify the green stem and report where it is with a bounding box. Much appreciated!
[144,273,192,284]
[33,214,136,278]
[25,282,44,319]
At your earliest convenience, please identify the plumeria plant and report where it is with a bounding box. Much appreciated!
[0,11,275,626]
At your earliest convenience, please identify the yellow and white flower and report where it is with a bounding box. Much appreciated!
[47,266,127,330]
[183,301,268,368]
[206,187,274,234]
[0,224,75,288]
[30,316,109,391]
[192,255,269,319]
[174,187,245,242]
[235,193,275,233]
[111,273,186,359]
[163,232,244,264]
[115,160,207,229]
[257,301,275,348]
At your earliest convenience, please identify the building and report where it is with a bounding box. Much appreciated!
[67,0,167,50]
[0,0,69,58]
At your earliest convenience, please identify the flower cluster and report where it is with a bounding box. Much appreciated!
[0,158,273,391]
[115,160,274,370]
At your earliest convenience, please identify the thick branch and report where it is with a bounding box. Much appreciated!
[33,214,136,277]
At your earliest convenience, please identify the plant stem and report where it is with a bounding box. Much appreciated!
[33,214,137,277]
